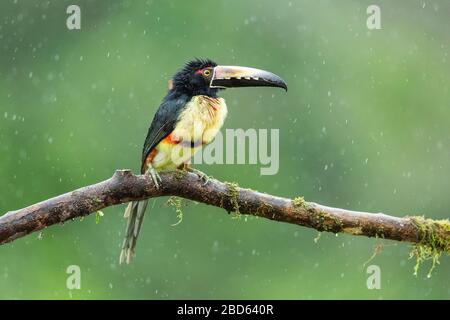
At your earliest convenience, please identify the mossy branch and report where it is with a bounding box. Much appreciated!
[0,170,448,272]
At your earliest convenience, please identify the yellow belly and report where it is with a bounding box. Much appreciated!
[151,95,228,170]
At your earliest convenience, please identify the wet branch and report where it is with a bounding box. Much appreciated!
[0,170,449,255]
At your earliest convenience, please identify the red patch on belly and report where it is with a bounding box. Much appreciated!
[162,132,180,145]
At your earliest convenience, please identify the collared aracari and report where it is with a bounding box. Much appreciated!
[120,58,287,264]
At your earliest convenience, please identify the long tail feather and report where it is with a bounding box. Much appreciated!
[119,200,149,264]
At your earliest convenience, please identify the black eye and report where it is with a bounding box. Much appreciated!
[203,69,211,77]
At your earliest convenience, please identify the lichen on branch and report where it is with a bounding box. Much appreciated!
[409,216,450,276]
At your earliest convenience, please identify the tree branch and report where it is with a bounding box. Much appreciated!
[1,170,449,258]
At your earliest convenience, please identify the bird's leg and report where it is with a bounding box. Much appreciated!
[190,168,211,185]
[145,164,162,189]
[180,163,210,185]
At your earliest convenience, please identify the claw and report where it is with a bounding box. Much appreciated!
[189,168,210,186]
[146,166,162,189]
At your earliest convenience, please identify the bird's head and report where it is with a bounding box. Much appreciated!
[171,58,287,97]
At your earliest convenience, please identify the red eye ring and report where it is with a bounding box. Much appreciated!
[195,68,212,76]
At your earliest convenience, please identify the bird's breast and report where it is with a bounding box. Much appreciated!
[170,95,228,145]
[151,95,227,170]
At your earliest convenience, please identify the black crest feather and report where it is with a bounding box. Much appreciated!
[182,58,217,72]
[171,58,219,96]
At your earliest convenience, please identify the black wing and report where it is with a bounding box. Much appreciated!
[141,92,190,171]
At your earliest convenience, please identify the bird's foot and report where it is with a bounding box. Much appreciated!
[145,167,162,189]
[183,166,210,186]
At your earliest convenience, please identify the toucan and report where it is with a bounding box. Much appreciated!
[120,58,287,264]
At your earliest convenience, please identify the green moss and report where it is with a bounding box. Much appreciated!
[167,196,183,226]
[292,196,315,212]
[376,226,385,238]
[292,196,306,208]
[361,225,385,238]
[409,216,450,277]
[175,169,187,180]
[95,210,104,224]
[312,210,344,233]
[225,181,240,219]
[292,196,343,233]
[255,202,275,216]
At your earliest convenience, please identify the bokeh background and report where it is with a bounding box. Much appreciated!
[0,0,449,299]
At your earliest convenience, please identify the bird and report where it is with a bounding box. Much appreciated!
[119,58,287,264]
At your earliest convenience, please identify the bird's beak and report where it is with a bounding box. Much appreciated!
[210,65,288,91]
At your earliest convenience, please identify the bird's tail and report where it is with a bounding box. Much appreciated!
[119,200,149,264]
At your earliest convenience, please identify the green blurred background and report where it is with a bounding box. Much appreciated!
[0,0,449,299]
